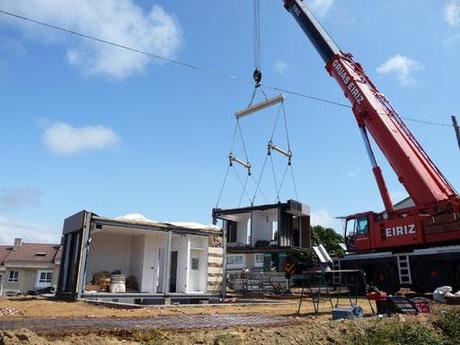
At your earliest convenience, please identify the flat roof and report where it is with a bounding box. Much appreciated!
[92,215,222,236]
[63,210,222,236]
[213,199,310,220]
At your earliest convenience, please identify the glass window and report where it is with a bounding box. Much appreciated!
[255,253,264,266]
[356,217,369,235]
[8,271,19,283]
[227,255,244,266]
[39,272,53,283]
[191,258,199,270]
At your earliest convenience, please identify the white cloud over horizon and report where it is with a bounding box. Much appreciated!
[0,0,182,79]
[43,121,120,155]
[376,54,423,86]
[444,0,460,27]
[307,0,334,17]
[0,214,59,244]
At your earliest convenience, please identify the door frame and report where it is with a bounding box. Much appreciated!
[189,248,205,292]
[169,251,178,293]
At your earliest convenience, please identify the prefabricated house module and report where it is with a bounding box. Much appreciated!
[213,199,311,273]
[57,211,224,304]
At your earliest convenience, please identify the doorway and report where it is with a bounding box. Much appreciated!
[169,251,178,293]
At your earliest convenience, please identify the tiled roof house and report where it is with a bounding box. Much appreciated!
[0,238,61,296]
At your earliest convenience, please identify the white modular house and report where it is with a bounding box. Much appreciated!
[213,200,311,273]
[57,211,224,304]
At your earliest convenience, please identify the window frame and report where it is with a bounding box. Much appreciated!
[254,253,264,267]
[8,270,19,283]
[191,258,200,271]
[36,270,54,287]
[226,254,245,268]
[356,217,369,236]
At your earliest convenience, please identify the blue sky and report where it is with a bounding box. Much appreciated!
[0,0,459,243]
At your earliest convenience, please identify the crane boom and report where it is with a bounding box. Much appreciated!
[284,0,457,213]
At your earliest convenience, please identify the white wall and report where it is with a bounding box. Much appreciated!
[142,232,167,293]
[236,215,250,245]
[251,210,277,246]
[87,230,212,295]
[189,236,208,292]
[129,235,145,290]
[87,233,132,280]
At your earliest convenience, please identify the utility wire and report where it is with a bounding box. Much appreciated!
[0,9,453,129]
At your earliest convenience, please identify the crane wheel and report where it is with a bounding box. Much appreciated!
[414,260,455,292]
[370,264,399,294]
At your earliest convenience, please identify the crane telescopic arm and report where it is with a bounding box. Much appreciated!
[284,0,458,213]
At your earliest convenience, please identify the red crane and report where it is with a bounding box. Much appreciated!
[284,0,460,291]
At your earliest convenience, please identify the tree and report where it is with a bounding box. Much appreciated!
[286,225,345,270]
[311,225,344,255]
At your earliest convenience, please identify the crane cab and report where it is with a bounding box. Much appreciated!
[344,212,375,253]
[345,212,425,253]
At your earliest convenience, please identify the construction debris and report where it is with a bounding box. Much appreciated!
[0,307,21,316]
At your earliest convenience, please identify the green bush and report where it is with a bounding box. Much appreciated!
[435,309,460,345]
[347,320,446,345]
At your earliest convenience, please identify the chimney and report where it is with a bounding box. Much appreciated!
[14,238,23,248]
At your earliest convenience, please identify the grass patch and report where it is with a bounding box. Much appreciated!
[346,319,446,345]
[435,308,460,345]
[131,329,166,345]
[213,332,242,345]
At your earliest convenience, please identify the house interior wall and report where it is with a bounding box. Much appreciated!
[144,232,167,293]
[251,210,278,246]
[87,233,132,281]
[86,229,210,295]
[87,231,169,293]
[129,235,145,291]
[235,214,250,245]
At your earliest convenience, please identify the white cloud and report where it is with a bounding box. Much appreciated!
[1,0,182,79]
[0,214,58,244]
[43,121,120,155]
[444,0,460,27]
[311,209,338,229]
[376,54,423,86]
[307,0,334,17]
[274,60,291,75]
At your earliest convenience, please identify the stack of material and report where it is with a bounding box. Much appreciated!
[110,274,126,293]
[433,286,460,304]
[229,272,289,294]
[0,307,21,316]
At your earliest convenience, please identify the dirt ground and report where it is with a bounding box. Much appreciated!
[4,297,445,345]
[0,296,375,319]
[0,314,442,345]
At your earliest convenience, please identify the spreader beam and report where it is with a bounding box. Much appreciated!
[235,94,284,119]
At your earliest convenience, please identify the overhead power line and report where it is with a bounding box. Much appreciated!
[0,9,453,129]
